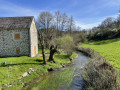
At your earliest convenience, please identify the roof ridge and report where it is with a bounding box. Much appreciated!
[0,16,34,29]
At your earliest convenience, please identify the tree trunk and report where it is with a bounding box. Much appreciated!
[41,44,47,64]
[49,50,55,63]
[49,45,58,63]
[38,31,47,65]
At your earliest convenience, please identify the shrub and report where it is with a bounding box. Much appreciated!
[56,35,75,56]
[82,58,120,90]
[77,47,120,90]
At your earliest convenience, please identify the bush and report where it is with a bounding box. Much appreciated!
[55,35,75,56]
[77,47,120,90]
[72,32,87,45]
[82,59,120,90]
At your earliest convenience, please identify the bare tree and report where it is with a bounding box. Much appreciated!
[46,25,57,47]
[37,11,54,48]
[37,11,53,33]
[38,31,47,64]
[100,17,114,30]
[61,13,68,31]
[54,11,69,36]
[67,16,75,35]
[55,11,62,36]
[116,15,120,28]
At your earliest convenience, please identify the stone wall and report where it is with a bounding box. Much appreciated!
[29,18,38,57]
[0,29,30,57]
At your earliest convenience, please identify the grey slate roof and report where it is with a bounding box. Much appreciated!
[0,16,34,29]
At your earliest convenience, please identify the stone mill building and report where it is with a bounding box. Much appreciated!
[0,16,38,57]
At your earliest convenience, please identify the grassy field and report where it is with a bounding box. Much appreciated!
[82,37,120,70]
[0,49,77,90]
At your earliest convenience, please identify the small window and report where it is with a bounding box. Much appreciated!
[14,33,20,40]
[16,49,20,54]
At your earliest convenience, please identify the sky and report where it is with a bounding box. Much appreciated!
[0,0,120,29]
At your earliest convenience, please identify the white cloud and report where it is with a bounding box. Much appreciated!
[105,0,120,7]
[76,14,119,29]
[0,0,40,18]
[76,21,101,29]
[0,0,119,29]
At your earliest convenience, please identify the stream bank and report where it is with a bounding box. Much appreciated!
[77,47,120,90]
[23,52,89,90]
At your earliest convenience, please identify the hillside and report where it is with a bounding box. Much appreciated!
[82,37,120,70]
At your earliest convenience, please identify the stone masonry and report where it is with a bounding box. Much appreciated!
[0,16,38,57]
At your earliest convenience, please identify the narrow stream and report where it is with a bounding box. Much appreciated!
[25,52,89,90]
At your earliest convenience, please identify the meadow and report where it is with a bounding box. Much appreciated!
[82,37,120,70]
[0,49,77,90]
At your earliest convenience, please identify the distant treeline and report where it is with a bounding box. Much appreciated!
[87,10,120,40]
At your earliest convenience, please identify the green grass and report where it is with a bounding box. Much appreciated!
[26,68,75,90]
[70,52,78,59]
[82,37,120,69]
[0,49,77,90]
[38,48,50,54]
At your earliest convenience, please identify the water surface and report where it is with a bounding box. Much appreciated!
[26,52,89,90]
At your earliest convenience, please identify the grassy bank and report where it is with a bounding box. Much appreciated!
[79,38,120,89]
[82,37,120,70]
[77,47,120,90]
[0,49,77,90]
